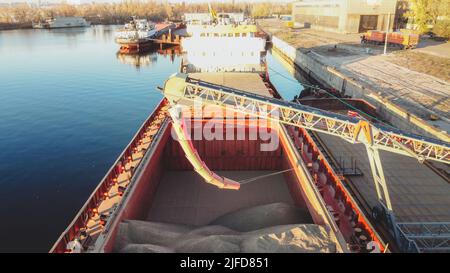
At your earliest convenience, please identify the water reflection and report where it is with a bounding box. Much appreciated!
[266,48,305,101]
[116,46,181,69]
[49,28,88,49]
[48,27,87,36]
[158,46,182,63]
[116,51,158,69]
[91,25,116,42]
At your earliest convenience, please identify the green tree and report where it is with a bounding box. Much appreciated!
[406,0,450,35]
[433,18,450,38]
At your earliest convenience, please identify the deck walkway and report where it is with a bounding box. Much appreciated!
[84,113,167,239]
[189,73,272,97]
[317,132,450,222]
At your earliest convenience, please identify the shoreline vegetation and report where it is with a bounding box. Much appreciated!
[0,2,291,30]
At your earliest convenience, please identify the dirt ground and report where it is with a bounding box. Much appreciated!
[387,51,450,82]
[258,19,382,51]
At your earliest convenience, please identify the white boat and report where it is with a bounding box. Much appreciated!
[182,13,266,73]
[115,19,157,43]
[33,17,90,29]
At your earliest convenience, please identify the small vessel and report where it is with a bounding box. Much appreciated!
[32,17,90,29]
[115,18,157,54]
[115,17,177,54]
[115,19,157,41]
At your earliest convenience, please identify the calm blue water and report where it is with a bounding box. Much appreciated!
[0,26,304,252]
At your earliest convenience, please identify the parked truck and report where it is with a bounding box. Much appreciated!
[361,30,419,49]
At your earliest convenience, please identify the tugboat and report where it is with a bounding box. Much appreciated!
[115,18,177,54]
[115,18,157,54]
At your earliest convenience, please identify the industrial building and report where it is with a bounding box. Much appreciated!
[292,0,397,33]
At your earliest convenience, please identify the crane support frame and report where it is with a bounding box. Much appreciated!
[396,222,450,252]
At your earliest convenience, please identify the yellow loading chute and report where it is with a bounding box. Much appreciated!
[168,106,241,190]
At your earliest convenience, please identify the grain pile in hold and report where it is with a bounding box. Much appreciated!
[114,202,336,253]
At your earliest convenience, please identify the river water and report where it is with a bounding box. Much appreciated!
[0,25,305,252]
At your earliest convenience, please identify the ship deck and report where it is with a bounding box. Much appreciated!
[317,132,450,222]
[188,72,272,97]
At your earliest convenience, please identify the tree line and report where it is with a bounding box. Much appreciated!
[0,1,292,27]
[405,0,449,38]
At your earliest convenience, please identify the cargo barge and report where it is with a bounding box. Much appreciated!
[51,16,391,253]
[54,10,450,253]
[51,82,387,253]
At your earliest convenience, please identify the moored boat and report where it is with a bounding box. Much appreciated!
[115,18,177,54]
[115,18,156,54]
[32,17,90,29]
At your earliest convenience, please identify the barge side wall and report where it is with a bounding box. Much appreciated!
[102,122,171,253]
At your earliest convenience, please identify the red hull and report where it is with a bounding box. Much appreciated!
[119,41,152,54]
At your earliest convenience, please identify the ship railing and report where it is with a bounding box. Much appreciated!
[50,99,168,253]
[181,65,267,74]
[91,117,171,252]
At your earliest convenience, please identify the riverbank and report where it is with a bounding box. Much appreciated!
[0,21,126,31]
[0,22,32,30]
[258,19,450,142]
